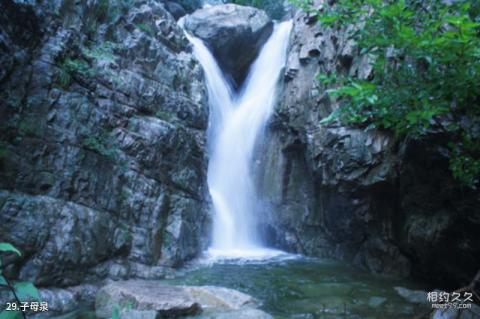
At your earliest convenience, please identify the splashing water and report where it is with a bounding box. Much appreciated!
[185,21,293,259]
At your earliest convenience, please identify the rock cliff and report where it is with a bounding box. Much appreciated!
[0,0,209,290]
[256,0,480,288]
[183,4,273,88]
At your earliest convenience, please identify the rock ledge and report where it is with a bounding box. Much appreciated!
[95,280,272,318]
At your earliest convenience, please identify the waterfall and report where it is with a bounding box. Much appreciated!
[185,21,293,258]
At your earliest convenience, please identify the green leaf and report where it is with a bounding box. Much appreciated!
[366,95,378,104]
[14,282,40,301]
[0,243,21,256]
[0,311,22,319]
[320,109,341,124]
[111,304,120,319]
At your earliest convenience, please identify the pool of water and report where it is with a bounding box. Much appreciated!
[60,255,430,319]
[162,255,429,319]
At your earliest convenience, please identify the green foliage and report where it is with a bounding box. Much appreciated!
[229,0,285,19]
[0,243,21,256]
[82,41,117,62]
[82,135,117,159]
[13,282,40,301]
[0,243,40,319]
[92,0,110,22]
[58,57,90,87]
[0,146,8,160]
[18,118,40,137]
[111,305,120,319]
[110,301,134,319]
[294,0,480,187]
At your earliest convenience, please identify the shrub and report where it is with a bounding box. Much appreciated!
[292,0,480,187]
[57,57,90,87]
[0,243,40,319]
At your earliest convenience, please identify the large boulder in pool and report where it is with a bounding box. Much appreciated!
[183,4,273,87]
[95,280,273,318]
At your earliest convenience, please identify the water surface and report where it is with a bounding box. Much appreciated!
[165,256,429,319]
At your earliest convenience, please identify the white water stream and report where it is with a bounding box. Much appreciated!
[185,21,293,259]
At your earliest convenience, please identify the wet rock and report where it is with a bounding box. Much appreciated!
[394,287,429,304]
[368,296,387,308]
[0,191,128,287]
[187,286,257,309]
[163,1,187,20]
[170,0,203,13]
[183,4,273,87]
[95,281,201,318]
[95,280,267,318]
[201,308,274,319]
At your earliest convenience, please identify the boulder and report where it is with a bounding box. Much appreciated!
[95,280,270,318]
[96,281,201,318]
[163,1,187,20]
[183,4,273,87]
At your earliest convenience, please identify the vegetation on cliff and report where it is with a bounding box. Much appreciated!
[292,0,480,187]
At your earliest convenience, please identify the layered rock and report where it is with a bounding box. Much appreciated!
[255,0,480,287]
[0,0,209,294]
[183,4,273,87]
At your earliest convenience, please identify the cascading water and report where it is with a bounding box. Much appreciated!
[185,21,293,258]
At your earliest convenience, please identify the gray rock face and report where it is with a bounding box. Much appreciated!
[183,4,273,87]
[163,1,187,20]
[255,0,480,286]
[95,280,270,318]
[0,0,209,292]
[430,304,480,319]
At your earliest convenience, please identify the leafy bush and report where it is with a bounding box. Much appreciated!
[292,0,480,187]
[0,243,40,319]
